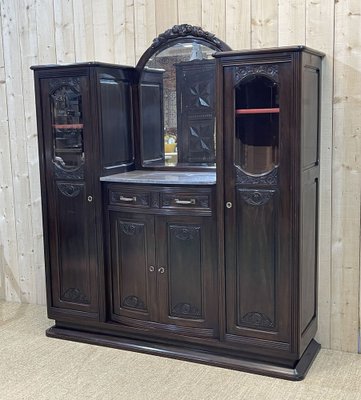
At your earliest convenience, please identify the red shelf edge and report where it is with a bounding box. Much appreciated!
[53,124,84,129]
[235,108,280,115]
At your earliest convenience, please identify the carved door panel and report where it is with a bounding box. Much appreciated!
[109,211,157,324]
[40,74,99,315]
[223,62,292,346]
[176,60,216,164]
[156,215,218,338]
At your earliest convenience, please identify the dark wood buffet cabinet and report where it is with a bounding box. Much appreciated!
[31,25,324,380]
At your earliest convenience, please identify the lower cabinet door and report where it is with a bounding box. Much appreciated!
[156,215,218,338]
[109,211,157,324]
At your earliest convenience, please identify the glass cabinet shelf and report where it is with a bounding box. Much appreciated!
[52,124,84,129]
[235,108,280,115]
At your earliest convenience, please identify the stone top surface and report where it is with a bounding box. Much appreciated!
[100,170,216,185]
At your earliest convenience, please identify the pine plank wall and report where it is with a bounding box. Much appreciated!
[0,0,360,353]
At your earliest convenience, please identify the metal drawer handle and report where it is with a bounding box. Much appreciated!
[174,198,196,205]
[119,195,136,202]
[158,267,165,274]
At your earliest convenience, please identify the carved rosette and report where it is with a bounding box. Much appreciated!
[172,302,201,319]
[171,226,200,241]
[56,182,82,198]
[151,193,159,208]
[122,295,146,310]
[234,64,279,85]
[62,288,90,304]
[240,190,274,206]
[152,24,222,49]
[240,312,274,328]
[236,166,278,186]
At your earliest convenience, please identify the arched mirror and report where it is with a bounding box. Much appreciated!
[136,25,231,169]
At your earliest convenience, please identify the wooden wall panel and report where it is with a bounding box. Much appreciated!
[0,0,360,353]
[305,0,334,350]
[251,0,278,48]
[331,0,361,353]
[225,0,251,49]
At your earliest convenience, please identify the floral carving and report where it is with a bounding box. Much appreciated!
[49,77,80,93]
[152,24,222,49]
[234,64,279,85]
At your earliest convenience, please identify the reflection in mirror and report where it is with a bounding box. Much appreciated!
[140,42,217,168]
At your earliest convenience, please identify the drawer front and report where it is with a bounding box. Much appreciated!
[109,188,150,208]
[160,190,211,211]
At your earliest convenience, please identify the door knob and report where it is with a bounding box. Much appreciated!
[158,267,165,274]
[226,202,232,209]
[149,266,155,272]
[87,195,93,202]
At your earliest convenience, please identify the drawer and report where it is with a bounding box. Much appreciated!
[109,187,150,208]
[160,189,212,211]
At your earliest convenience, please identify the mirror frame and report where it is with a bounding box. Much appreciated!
[135,24,231,170]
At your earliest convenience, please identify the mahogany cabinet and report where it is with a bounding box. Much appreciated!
[32,25,324,380]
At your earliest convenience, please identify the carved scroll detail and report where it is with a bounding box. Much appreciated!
[62,288,90,304]
[57,182,82,198]
[171,226,200,241]
[236,166,278,186]
[240,312,274,328]
[119,222,142,236]
[49,77,81,93]
[234,64,279,85]
[122,295,146,310]
[240,190,274,206]
[172,302,201,318]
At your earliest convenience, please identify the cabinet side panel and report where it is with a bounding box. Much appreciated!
[99,77,133,169]
[302,66,320,169]
[300,178,318,333]
[236,188,278,330]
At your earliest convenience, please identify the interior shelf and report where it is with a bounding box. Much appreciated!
[53,124,83,129]
[235,108,280,115]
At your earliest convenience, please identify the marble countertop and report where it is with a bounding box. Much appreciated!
[100,170,216,185]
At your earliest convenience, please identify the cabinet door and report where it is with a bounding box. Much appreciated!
[223,62,292,347]
[109,211,156,324]
[156,215,218,338]
[40,75,99,316]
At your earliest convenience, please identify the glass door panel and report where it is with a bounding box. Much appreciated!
[235,75,279,175]
[51,83,84,171]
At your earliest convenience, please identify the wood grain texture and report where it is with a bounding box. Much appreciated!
[155,0,178,36]
[202,0,226,40]
[134,0,156,63]
[225,0,251,49]
[331,0,361,353]
[251,0,278,48]
[278,0,305,46]
[178,0,202,26]
[305,0,334,350]
[0,0,360,353]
